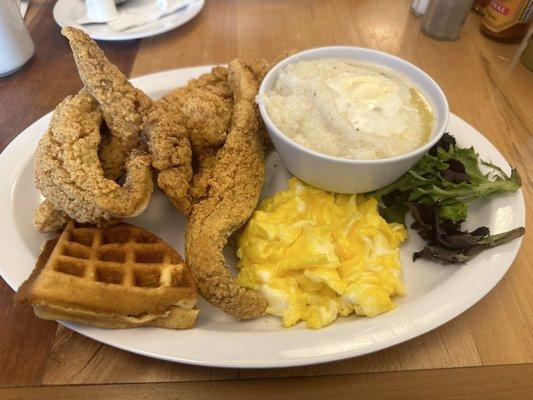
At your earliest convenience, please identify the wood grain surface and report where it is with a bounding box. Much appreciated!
[0,0,531,398]
[3,364,533,400]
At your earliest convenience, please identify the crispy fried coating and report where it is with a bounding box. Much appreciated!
[167,66,232,100]
[62,31,196,214]
[97,131,129,181]
[166,86,232,151]
[185,60,267,319]
[247,58,271,82]
[158,60,272,211]
[34,90,153,226]
[158,67,232,207]
[62,27,192,216]
[62,27,152,180]
[144,100,193,214]
[33,200,70,234]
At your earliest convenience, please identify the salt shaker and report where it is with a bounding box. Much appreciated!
[0,0,35,77]
[421,0,475,40]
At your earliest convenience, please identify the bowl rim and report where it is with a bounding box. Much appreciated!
[258,46,450,165]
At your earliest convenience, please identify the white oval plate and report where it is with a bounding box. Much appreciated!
[53,0,204,41]
[0,67,525,368]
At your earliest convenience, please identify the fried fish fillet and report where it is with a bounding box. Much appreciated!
[34,89,153,229]
[145,100,194,215]
[34,27,193,232]
[156,66,232,211]
[33,200,70,234]
[62,27,151,180]
[158,58,274,211]
[185,60,268,319]
[63,27,193,197]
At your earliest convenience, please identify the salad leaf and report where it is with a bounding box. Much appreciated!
[413,227,525,264]
[438,202,467,223]
[374,133,522,225]
[373,133,524,264]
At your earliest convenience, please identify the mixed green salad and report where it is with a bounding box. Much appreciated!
[374,133,525,264]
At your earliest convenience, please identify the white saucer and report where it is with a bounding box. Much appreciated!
[53,0,205,41]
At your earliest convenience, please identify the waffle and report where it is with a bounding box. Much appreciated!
[16,221,199,329]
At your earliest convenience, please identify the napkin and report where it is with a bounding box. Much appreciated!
[107,0,192,31]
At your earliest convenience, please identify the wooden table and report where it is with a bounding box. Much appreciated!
[1,1,532,399]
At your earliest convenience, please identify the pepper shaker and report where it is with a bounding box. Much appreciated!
[421,0,475,41]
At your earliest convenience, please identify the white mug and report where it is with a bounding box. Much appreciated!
[0,0,35,77]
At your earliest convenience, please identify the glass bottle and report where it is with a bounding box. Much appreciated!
[480,0,533,43]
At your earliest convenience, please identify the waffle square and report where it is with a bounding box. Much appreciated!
[16,221,198,329]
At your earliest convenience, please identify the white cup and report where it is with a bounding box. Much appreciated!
[86,0,118,23]
[0,0,34,77]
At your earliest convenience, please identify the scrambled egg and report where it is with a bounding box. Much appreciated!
[236,178,407,329]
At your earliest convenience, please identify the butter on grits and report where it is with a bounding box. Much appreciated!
[259,58,434,160]
[235,178,407,329]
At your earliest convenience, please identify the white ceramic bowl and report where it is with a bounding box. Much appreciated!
[258,46,449,193]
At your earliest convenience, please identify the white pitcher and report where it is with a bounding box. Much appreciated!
[0,0,35,77]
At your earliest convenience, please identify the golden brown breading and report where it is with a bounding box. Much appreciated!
[166,86,232,151]
[33,200,70,234]
[185,60,267,320]
[97,130,129,181]
[157,59,274,212]
[171,65,232,99]
[156,67,232,209]
[34,90,153,227]
[187,149,219,204]
[144,100,193,214]
[161,66,232,155]
[62,27,193,215]
[247,58,274,147]
[62,27,152,180]
[248,58,271,82]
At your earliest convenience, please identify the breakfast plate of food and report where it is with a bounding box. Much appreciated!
[0,29,525,368]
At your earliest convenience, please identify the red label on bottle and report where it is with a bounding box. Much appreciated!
[489,0,510,15]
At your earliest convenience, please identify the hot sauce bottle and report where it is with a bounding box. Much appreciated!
[481,0,532,43]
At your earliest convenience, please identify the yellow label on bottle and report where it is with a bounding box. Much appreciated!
[482,0,532,32]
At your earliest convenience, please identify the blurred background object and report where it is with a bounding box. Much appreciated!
[53,0,204,41]
[422,0,475,40]
[19,0,29,18]
[77,0,119,25]
[410,0,429,17]
[0,0,34,77]
[480,0,532,43]
[472,0,490,14]
[519,29,533,69]
[107,0,193,32]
